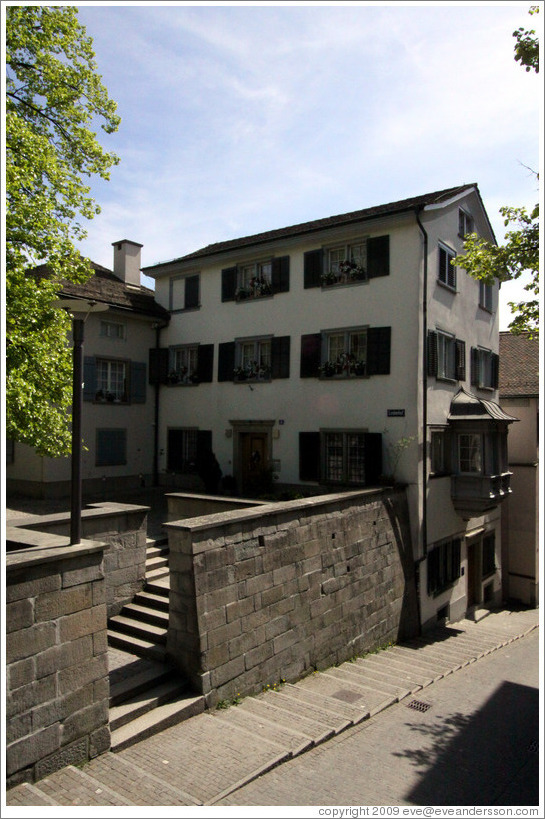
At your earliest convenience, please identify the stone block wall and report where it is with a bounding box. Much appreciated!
[6,539,110,787]
[167,492,269,522]
[166,488,419,706]
[6,503,148,616]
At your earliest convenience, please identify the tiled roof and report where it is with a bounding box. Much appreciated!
[30,262,170,321]
[143,183,481,270]
[499,331,539,397]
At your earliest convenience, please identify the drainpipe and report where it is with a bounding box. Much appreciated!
[415,207,429,633]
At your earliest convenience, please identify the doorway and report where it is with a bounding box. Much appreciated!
[230,420,275,497]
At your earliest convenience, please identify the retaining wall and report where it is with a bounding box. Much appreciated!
[166,487,419,706]
[6,503,149,616]
[6,538,110,787]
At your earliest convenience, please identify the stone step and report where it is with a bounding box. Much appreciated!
[110,677,188,731]
[146,554,169,571]
[280,682,370,725]
[146,566,170,582]
[35,764,132,806]
[144,578,170,597]
[133,588,170,612]
[359,653,436,687]
[261,688,352,734]
[317,669,397,715]
[5,782,58,806]
[121,601,169,629]
[387,644,455,675]
[212,706,313,757]
[238,695,336,744]
[107,629,167,662]
[109,663,176,707]
[81,752,200,806]
[108,613,167,645]
[350,659,424,693]
[146,535,169,548]
[330,663,411,700]
[406,638,478,666]
[110,693,205,752]
[295,672,371,717]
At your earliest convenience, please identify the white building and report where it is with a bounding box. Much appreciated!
[143,184,517,629]
[6,241,170,497]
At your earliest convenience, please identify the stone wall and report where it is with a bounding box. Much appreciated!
[167,492,269,522]
[6,502,148,616]
[6,538,110,787]
[166,488,419,706]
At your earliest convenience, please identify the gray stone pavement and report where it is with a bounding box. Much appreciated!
[4,606,540,811]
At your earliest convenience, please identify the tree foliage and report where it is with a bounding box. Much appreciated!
[454,6,539,337]
[5,5,120,456]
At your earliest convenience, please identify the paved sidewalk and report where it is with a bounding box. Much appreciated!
[5,606,539,808]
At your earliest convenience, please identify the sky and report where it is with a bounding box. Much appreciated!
[71,1,544,330]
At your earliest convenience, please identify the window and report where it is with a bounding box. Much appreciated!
[323,432,370,484]
[438,243,456,289]
[428,331,465,381]
[458,433,482,473]
[96,359,127,402]
[304,236,389,288]
[167,428,212,473]
[301,326,390,378]
[321,329,368,377]
[427,537,461,596]
[299,431,382,485]
[235,337,272,381]
[169,274,200,311]
[96,429,127,466]
[471,347,499,389]
[100,320,125,340]
[479,281,493,312]
[482,533,496,578]
[218,336,289,381]
[458,208,474,238]
[430,430,447,475]
[222,257,289,301]
[170,345,198,384]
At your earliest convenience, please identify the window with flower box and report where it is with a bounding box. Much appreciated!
[218,336,290,381]
[96,359,127,402]
[304,235,389,288]
[300,326,390,378]
[222,257,290,302]
[83,357,147,403]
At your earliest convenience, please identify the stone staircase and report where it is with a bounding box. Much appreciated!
[106,536,205,751]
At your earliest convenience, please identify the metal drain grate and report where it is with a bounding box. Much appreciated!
[406,699,432,713]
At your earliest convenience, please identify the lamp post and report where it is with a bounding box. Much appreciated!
[54,298,107,544]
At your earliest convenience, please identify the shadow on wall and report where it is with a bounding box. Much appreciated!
[383,493,420,641]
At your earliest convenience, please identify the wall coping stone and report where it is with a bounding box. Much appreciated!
[10,503,150,532]
[6,537,106,571]
[165,488,385,544]
[166,492,269,507]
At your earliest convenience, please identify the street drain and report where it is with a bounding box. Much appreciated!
[406,699,432,713]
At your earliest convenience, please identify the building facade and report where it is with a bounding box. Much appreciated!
[499,331,539,606]
[6,241,170,498]
[143,184,516,629]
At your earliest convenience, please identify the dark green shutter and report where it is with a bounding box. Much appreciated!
[196,344,214,383]
[185,275,199,309]
[130,362,147,403]
[367,235,390,278]
[148,348,169,385]
[367,327,391,375]
[300,333,322,378]
[470,347,479,386]
[299,432,321,481]
[221,267,237,301]
[271,256,290,293]
[456,339,466,381]
[304,249,323,288]
[83,357,96,401]
[363,433,383,485]
[491,353,499,389]
[427,332,438,377]
[218,342,236,381]
[271,336,290,379]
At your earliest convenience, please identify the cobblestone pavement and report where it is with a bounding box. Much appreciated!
[4,607,540,811]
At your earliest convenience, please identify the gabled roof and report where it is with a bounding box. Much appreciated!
[30,262,170,321]
[499,331,539,398]
[448,388,518,422]
[143,183,484,271]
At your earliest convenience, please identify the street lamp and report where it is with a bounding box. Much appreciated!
[54,298,108,544]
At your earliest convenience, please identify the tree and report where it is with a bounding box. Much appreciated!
[453,6,539,337]
[5,5,120,456]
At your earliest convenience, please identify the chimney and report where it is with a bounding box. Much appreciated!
[112,240,143,286]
